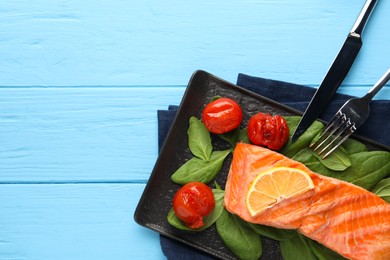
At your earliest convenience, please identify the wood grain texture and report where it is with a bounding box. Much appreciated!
[0,183,165,260]
[0,0,389,86]
[0,87,185,182]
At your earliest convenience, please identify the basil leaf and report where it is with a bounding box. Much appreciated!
[216,209,262,260]
[219,128,240,147]
[214,181,223,190]
[304,236,346,260]
[282,116,324,158]
[248,223,296,241]
[312,146,351,171]
[371,178,390,202]
[167,208,194,231]
[210,95,222,102]
[280,233,316,260]
[219,127,249,148]
[238,127,250,144]
[171,150,230,184]
[188,116,212,161]
[167,188,225,231]
[277,230,345,260]
[208,189,225,223]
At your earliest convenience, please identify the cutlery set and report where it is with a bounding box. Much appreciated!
[290,0,389,157]
[311,69,390,158]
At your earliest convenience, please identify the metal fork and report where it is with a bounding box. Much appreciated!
[310,68,390,159]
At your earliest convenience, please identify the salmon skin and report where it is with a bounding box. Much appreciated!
[224,143,390,260]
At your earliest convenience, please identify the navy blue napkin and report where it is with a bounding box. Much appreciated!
[157,73,390,259]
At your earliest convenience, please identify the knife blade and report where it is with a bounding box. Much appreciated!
[291,0,378,142]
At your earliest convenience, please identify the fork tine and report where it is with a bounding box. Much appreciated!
[309,69,390,159]
[310,111,343,151]
[322,124,356,159]
[317,117,352,156]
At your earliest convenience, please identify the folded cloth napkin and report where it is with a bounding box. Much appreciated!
[158,73,390,259]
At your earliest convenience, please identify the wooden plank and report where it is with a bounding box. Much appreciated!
[0,0,388,86]
[0,87,184,182]
[0,183,165,260]
[0,85,388,183]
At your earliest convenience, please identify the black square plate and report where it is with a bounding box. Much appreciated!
[134,70,389,259]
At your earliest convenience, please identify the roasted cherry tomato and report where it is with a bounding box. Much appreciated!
[172,182,215,229]
[247,112,289,150]
[202,97,243,134]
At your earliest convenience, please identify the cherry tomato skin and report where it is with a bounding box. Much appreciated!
[202,97,243,134]
[247,113,289,150]
[172,182,215,229]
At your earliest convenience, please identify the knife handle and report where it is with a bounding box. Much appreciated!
[350,0,378,37]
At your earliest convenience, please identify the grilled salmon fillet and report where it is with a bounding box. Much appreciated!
[224,143,390,260]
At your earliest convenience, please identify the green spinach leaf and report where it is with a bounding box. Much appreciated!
[292,148,337,178]
[219,127,240,148]
[210,95,222,102]
[248,224,296,241]
[338,151,390,190]
[304,236,346,260]
[341,138,368,154]
[280,233,316,260]
[282,116,324,158]
[238,127,250,144]
[188,116,212,161]
[216,209,262,260]
[167,188,225,231]
[171,150,230,184]
[312,146,351,171]
[219,127,249,148]
[371,178,390,202]
[294,148,390,190]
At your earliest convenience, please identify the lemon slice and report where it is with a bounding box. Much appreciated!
[246,167,314,217]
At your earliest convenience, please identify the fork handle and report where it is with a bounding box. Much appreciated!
[364,68,390,101]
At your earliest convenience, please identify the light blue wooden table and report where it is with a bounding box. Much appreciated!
[1,1,389,259]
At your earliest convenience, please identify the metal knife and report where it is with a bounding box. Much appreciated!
[291,0,378,142]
